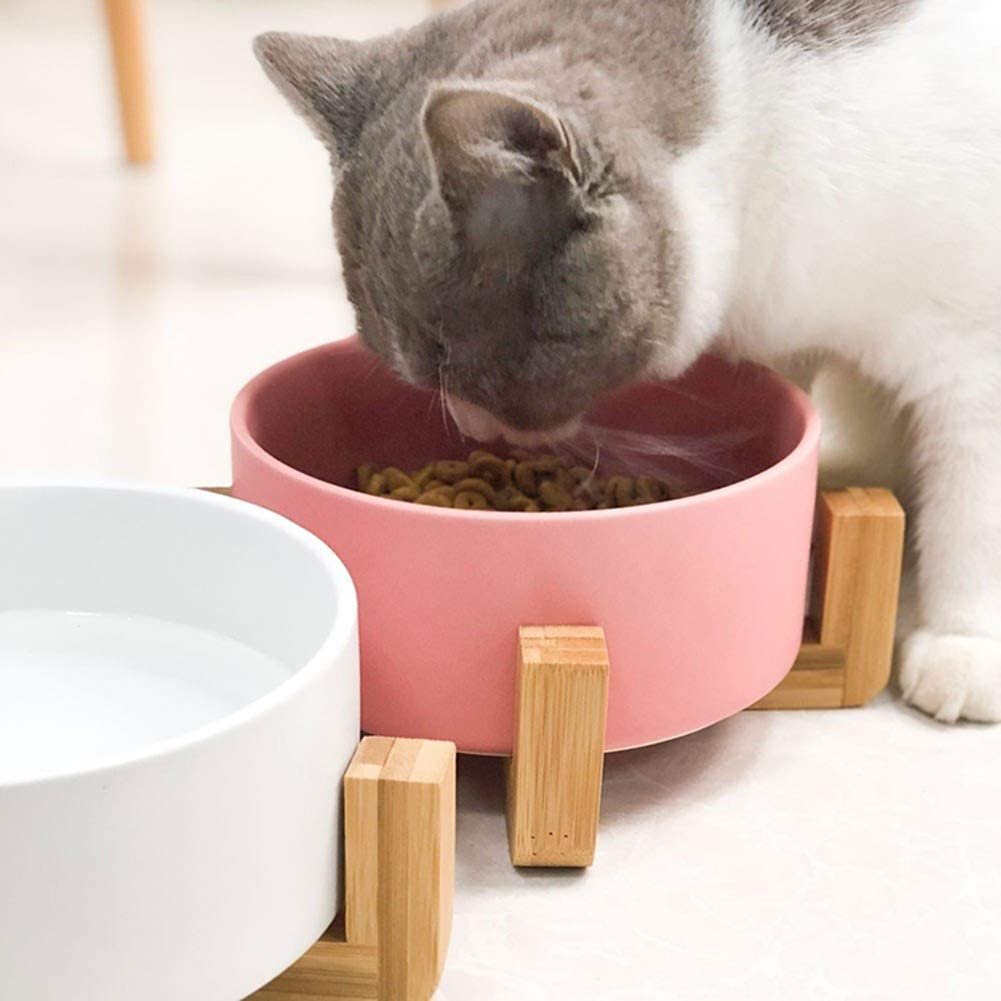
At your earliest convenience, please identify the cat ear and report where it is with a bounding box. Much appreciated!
[253,31,379,161]
[422,85,583,209]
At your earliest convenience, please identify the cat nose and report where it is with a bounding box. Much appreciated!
[446,396,581,446]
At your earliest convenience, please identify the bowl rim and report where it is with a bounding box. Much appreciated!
[231,338,821,523]
[0,481,358,790]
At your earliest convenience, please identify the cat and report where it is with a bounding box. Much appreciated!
[254,0,1001,724]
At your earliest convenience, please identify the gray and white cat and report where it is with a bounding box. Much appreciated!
[254,0,1001,724]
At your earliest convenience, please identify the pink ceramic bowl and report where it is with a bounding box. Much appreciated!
[232,338,819,754]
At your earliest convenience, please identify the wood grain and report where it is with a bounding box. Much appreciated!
[818,488,905,705]
[102,0,154,164]
[750,667,845,710]
[345,737,393,947]
[791,642,847,671]
[749,488,904,710]
[378,739,456,1001]
[252,936,377,999]
[249,737,455,1001]
[507,626,609,867]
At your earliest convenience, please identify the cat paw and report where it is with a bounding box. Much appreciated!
[899,631,1001,723]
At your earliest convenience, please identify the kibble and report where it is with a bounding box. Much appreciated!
[454,490,491,510]
[355,451,673,512]
[433,460,469,484]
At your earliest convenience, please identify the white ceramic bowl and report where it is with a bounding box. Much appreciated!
[0,484,359,1001]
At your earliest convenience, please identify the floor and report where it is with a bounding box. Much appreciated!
[2,2,999,999]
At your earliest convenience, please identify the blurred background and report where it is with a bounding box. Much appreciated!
[0,0,436,486]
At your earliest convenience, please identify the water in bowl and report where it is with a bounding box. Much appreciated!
[0,609,292,783]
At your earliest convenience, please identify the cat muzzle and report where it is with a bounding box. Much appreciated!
[446,396,581,447]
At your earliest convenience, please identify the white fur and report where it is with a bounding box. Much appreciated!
[663,0,1001,722]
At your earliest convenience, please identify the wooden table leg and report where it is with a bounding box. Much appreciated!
[102,0,154,164]
[506,626,610,868]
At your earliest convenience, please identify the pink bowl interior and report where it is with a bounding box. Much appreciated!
[242,342,805,497]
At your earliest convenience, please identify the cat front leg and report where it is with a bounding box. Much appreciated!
[899,379,1001,723]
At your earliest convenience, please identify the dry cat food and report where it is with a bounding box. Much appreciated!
[355,450,673,512]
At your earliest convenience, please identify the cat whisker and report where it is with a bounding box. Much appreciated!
[437,365,451,434]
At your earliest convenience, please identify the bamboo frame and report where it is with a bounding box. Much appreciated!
[203,486,904,878]
[250,737,456,1001]
[506,626,610,867]
[750,488,905,709]
[503,488,905,869]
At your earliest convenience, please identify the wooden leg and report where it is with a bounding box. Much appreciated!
[250,921,377,999]
[378,739,455,1001]
[506,626,610,867]
[345,737,394,947]
[251,737,456,1001]
[751,488,905,709]
[102,0,154,164]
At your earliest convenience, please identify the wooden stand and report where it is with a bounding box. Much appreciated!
[205,485,902,878]
[506,627,610,867]
[503,488,905,869]
[251,737,456,1001]
[750,488,905,709]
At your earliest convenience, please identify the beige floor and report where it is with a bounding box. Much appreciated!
[3,3,1000,1000]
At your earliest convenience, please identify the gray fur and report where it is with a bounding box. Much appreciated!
[254,0,914,431]
[254,33,383,161]
[746,0,918,48]
[255,0,708,431]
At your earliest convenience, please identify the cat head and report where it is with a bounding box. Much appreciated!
[254,28,679,442]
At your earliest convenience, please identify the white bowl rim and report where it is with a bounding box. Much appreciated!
[0,480,358,791]
[231,341,822,523]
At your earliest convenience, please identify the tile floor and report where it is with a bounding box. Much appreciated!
[2,2,999,999]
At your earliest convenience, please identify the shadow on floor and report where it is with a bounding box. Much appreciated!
[451,708,776,887]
